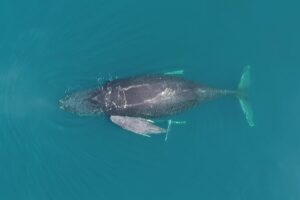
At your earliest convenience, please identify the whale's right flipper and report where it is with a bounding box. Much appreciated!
[110,115,166,137]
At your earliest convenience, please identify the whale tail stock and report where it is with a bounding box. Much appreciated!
[236,65,254,127]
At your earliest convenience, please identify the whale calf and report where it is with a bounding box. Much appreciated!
[59,66,254,137]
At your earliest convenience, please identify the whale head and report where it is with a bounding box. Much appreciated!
[59,89,102,116]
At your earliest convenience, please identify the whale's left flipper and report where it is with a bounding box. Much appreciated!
[164,69,184,75]
[110,115,166,136]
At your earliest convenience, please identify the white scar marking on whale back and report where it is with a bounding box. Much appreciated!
[104,87,112,109]
[121,84,148,91]
[112,101,118,108]
[122,88,176,108]
[104,84,175,109]
[122,90,127,108]
[116,84,149,108]
[115,85,128,109]
[144,88,175,103]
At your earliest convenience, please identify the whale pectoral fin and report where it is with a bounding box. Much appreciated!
[163,69,184,75]
[164,119,187,141]
[110,115,166,136]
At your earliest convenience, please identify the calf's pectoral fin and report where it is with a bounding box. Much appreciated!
[110,115,166,137]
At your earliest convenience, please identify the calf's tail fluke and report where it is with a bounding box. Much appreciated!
[237,66,254,127]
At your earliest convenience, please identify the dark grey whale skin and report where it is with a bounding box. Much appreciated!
[90,74,229,118]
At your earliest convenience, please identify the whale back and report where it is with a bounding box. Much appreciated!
[95,75,210,118]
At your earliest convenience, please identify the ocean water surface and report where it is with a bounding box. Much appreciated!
[0,0,299,199]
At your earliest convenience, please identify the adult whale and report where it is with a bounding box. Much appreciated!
[59,67,254,136]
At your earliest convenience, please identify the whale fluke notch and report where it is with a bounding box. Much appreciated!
[237,66,254,127]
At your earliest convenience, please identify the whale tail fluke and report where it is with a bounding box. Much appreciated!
[237,66,255,127]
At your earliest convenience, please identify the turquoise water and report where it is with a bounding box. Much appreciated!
[0,0,299,199]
